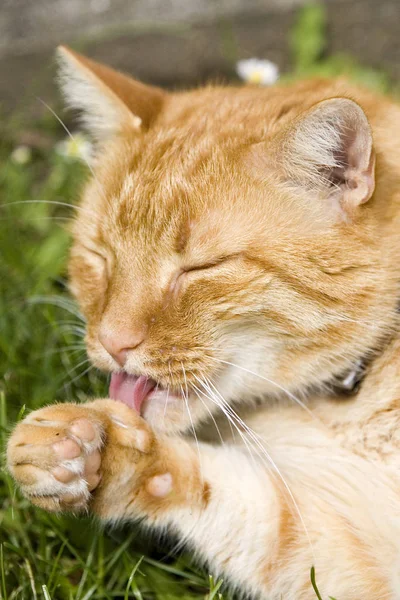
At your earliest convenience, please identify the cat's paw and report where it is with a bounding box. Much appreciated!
[7,399,181,518]
[7,400,156,513]
[7,403,107,512]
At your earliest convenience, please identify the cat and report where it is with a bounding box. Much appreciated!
[7,46,400,599]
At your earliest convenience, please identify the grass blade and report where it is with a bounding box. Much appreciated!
[42,585,52,600]
[124,557,144,600]
[0,545,7,600]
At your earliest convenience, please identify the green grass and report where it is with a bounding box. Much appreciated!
[0,3,397,598]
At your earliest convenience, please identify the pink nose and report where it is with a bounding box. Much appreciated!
[98,325,146,366]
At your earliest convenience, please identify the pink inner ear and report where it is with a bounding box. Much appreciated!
[341,149,376,209]
[276,98,376,214]
[360,148,376,204]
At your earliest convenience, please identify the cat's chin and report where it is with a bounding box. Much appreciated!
[140,390,188,432]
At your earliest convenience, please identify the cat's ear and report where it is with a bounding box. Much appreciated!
[256,98,375,218]
[56,46,166,140]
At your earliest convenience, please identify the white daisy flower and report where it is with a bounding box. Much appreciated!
[55,133,92,162]
[11,145,32,165]
[236,58,279,86]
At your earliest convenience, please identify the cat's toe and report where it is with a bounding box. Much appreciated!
[7,406,105,512]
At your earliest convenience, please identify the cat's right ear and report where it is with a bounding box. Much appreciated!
[248,97,375,221]
[56,46,166,140]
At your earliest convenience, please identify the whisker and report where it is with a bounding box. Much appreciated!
[0,215,74,224]
[56,321,86,331]
[54,319,87,329]
[193,377,259,469]
[1,199,96,219]
[200,376,237,441]
[27,295,86,322]
[181,363,203,486]
[36,346,86,359]
[210,357,319,421]
[60,356,92,385]
[191,382,225,445]
[199,376,315,561]
[65,363,94,389]
[163,386,170,421]
[37,97,107,205]
[57,328,86,339]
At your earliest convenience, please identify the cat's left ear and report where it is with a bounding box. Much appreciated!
[56,46,166,140]
[254,98,375,218]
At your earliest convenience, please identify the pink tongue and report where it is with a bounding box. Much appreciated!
[109,372,157,413]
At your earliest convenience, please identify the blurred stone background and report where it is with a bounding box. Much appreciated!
[1,0,400,119]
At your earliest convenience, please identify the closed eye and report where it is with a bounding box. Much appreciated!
[81,245,110,274]
[183,259,225,273]
[183,254,239,273]
[170,258,227,298]
[81,245,107,261]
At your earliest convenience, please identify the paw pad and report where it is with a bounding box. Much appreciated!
[52,466,76,483]
[146,473,173,498]
[70,418,96,442]
[53,439,81,459]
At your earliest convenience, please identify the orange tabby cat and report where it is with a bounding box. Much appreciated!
[7,47,400,599]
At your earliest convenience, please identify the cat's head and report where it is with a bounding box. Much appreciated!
[58,46,393,433]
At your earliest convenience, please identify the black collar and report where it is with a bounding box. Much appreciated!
[331,358,368,395]
[330,302,400,396]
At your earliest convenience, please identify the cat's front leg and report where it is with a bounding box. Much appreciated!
[9,402,393,599]
[6,399,205,517]
[6,400,281,589]
[7,400,283,594]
